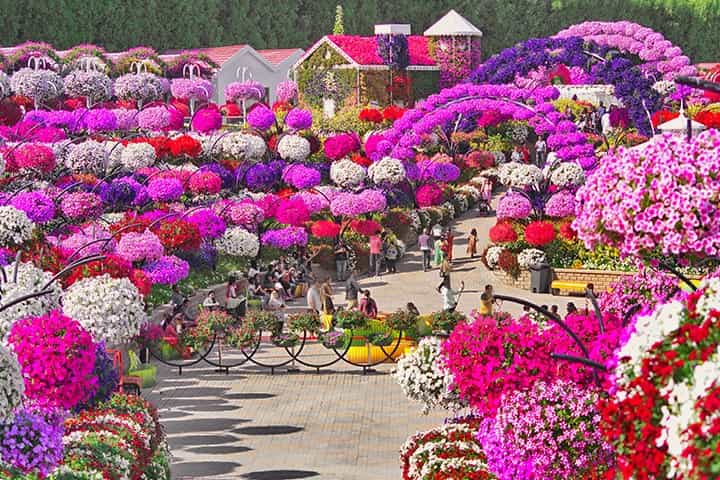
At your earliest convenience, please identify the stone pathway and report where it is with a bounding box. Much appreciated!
[148,204,573,479]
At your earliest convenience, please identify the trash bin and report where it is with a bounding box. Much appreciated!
[529,262,552,294]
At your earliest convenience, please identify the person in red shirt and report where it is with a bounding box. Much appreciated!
[368,231,383,276]
[443,229,455,262]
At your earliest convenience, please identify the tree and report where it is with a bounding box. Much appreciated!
[333,5,345,34]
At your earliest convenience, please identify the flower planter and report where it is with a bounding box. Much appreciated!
[159,341,181,361]
[128,363,158,388]
[390,338,417,360]
[346,344,392,364]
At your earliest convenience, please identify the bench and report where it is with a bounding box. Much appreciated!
[550,280,588,296]
[107,349,143,396]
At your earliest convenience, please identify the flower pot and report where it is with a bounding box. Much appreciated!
[128,364,158,388]
[390,338,417,360]
[159,341,181,361]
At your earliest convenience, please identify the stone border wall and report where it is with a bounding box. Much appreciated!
[492,268,638,293]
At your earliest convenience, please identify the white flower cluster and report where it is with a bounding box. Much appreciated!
[453,194,469,213]
[120,142,156,171]
[330,159,366,189]
[215,227,260,258]
[65,139,107,175]
[63,70,113,102]
[0,345,24,422]
[549,161,585,188]
[509,164,543,189]
[517,248,547,269]
[10,68,64,102]
[497,161,523,185]
[0,262,61,342]
[0,206,35,246]
[63,430,133,477]
[62,274,146,345]
[653,80,676,97]
[0,71,10,98]
[456,185,481,201]
[508,122,530,144]
[103,141,126,170]
[367,157,406,185]
[277,134,311,162]
[219,132,266,162]
[441,201,456,219]
[392,337,465,414]
[485,246,504,269]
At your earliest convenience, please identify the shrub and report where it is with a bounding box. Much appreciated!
[524,221,555,247]
[489,222,517,243]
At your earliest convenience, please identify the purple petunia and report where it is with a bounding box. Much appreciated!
[142,255,190,285]
[284,108,313,131]
[11,191,55,223]
[261,226,308,249]
[0,407,64,476]
[147,177,184,202]
[247,104,276,130]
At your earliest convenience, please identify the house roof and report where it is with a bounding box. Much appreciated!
[258,48,303,66]
[195,44,248,65]
[424,9,483,37]
[325,35,435,66]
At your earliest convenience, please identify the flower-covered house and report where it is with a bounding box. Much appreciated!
[292,10,482,115]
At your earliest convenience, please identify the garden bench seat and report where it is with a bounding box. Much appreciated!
[550,280,588,296]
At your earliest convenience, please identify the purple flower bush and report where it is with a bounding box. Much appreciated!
[116,230,164,263]
[80,108,118,133]
[0,407,64,476]
[276,80,298,102]
[284,108,312,131]
[282,164,321,189]
[496,192,532,220]
[147,177,184,202]
[544,190,576,218]
[247,104,276,130]
[142,255,190,285]
[170,78,213,101]
[261,226,308,249]
[10,191,55,223]
[225,80,264,102]
[187,209,226,239]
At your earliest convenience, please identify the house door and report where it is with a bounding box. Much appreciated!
[323,98,336,118]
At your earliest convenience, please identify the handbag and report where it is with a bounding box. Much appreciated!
[226,296,242,309]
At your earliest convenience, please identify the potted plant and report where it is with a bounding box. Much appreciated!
[288,311,322,335]
[318,330,346,349]
[126,350,157,388]
[335,309,369,330]
[227,320,259,349]
[367,331,394,347]
[429,310,466,334]
[271,332,300,348]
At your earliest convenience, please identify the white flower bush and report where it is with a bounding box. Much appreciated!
[367,157,406,185]
[120,142,156,171]
[509,164,543,189]
[0,206,35,246]
[65,139,107,175]
[219,133,267,162]
[330,159,366,189]
[0,262,61,341]
[103,141,126,170]
[10,68,64,103]
[441,201,456,219]
[456,185,481,201]
[392,337,465,414]
[277,134,311,162]
[485,246,504,269]
[497,161,522,185]
[63,70,113,102]
[517,248,547,269]
[215,227,260,258]
[62,274,146,345]
[549,161,585,188]
[0,345,24,422]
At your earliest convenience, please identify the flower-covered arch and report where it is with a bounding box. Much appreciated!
[467,37,662,135]
[381,83,596,169]
[554,21,696,81]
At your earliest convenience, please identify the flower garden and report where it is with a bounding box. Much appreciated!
[0,17,719,479]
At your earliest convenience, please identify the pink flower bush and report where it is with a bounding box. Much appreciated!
[170,78,213,101]
[224,201,265,227]
[142,254,189,285]
[415,183,444,207]
[599,270,678,319]
[225,80,264,102]
[187,209,226,239]
[443,314,557,416]
[496,192,532,220]
[9,143,56,173]
[275,198,310,226]
[276,80,298,102]
[543,190,576,218]
[60,192,103,220]
[147,177,184,202]
[574,131,720,260]
[324,133,360,160]
[8,310,98,410]
[192,106,222,133]
[477,381,614,480]
[188,171,222,195]
[116,230,164,263]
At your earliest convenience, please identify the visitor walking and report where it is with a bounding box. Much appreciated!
[320,278,335,315]
[466,228,478,258]
[345,271,361,309]
[384,238,399,274]
[306,281,323,314]
[359,290,378,318]
[433,233,445,266]
[440,256,451,281]
[334,240,349,282]
[444,229,455,262]
[418,228,432,272]
[368,231,383,277]
[438,278,464,312]
[535,135,547,167]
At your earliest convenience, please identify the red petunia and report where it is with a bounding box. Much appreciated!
[359,108,383,124]
[489,222,518,243]
[524,221,555,246]
[168,134,202,158]
[383,105,405,122]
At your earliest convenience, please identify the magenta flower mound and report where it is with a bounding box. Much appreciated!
[261,226,308,249]
[443,314,557,416]
[427,162,461,182]
[415,183,444,207]
[10,143,56,173]
[188,171,222,195]
[574,131,720,260]
[282,164,321,189]
[324,133,360,160]
[477,381,614,480]
[225,80,265,102]
[0,407,64,476]
[275,197,310,226]
[60,192,103,220]
[544,190,576,218]
[81,108,118,133]
[116,230,164,263]
[147,177,184,202]
[8,310,98,410]
[10,191,55,223]
[247,104,276,130]
[223,201,265,227]
[291,191,328,214]
[142,255,190,285]
[496,192,532,220]
[192,106,222,133]
[599,270,678,318]
[187,209,226,239]
[284,108,312,131]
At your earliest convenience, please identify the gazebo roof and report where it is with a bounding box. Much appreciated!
[424,9,482,37]
[657,113,706,133]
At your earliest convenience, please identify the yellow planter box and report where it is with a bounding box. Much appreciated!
[346,338,417,364]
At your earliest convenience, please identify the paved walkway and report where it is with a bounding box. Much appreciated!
[149,205,571,479]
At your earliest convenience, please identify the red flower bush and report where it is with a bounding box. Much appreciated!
[310,220,340,238]
[497,249,519,275]
[350,152,372,167]
[188,171,222,195]
[129,269,153,296]
[8,143,56,173]
[153,219,201,252]
[8,310,98,410]
[350,219,382,236]
[558,221,577,241]
[464,150,495,169]
[524,221,555,246]
[489,222,518,243]
[64,255,132,287]
[168,134,201,158]
[383,105,405,122]
[359,108,383,124]
[695,110,720,129]
[651,109,679,128]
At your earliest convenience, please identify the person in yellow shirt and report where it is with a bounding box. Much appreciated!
[478,292,493,315]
